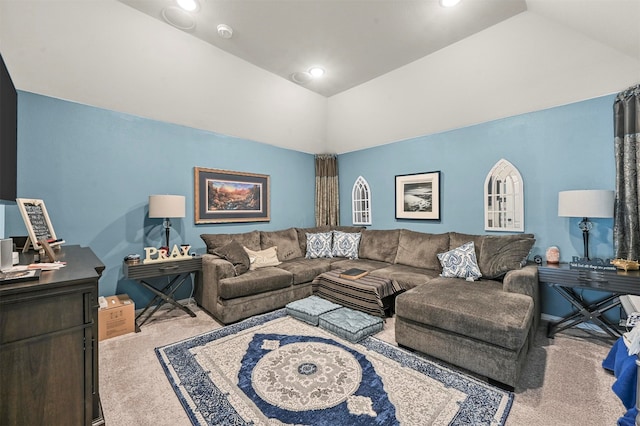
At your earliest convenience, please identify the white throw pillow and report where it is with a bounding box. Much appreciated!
[437,241,482,281]
[331,231,361,259]
[243,246,282,270]
[305,232,333,259]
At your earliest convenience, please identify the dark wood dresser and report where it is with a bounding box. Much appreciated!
[0,245,104,425]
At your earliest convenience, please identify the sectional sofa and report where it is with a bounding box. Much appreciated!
[196,226,537,388]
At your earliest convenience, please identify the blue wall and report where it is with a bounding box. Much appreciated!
[4,91,622,320]
[5,92,316,306]
[338,95,617,319]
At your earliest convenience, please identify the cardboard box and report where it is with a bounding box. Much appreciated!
[98,294,135,341]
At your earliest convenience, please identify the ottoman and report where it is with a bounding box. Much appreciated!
[319,307,383,343]
[286,295,341,325]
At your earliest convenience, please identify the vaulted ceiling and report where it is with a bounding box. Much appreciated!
[0,1,638,153]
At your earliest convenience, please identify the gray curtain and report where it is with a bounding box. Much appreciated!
[315,154,339,226]
[614,83,640,259]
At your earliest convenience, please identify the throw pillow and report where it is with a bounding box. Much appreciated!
[243,246,282,270]
[479,235,536,279]
[305,232,333,259]
[212,240,250,276]
[331,231,361,259]
[437,241,482,281]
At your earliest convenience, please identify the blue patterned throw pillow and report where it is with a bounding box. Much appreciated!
[437,241,482,281]
[305,232,333,259]
[331,231,361,259]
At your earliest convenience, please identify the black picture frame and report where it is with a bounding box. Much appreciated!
[194,167,270,224]
[395,171,441,220]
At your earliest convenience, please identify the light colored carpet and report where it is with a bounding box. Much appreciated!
[99,304,625,425]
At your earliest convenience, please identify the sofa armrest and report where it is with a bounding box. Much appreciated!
[502,264,538,299]
[195,254,236,315]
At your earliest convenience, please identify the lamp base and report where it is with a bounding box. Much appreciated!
[578,217,593,260]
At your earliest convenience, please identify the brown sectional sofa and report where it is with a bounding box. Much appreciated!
[196,226,538,388]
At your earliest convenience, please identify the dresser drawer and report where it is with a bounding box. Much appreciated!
[124,257,202,279]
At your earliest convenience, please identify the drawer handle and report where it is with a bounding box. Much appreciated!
[159,265,179,272]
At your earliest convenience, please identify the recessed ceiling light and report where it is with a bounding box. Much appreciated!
[291,72,313,85]
[176,0,199,12]
[440,0,461,7]
[309,67,325,78]
[217,24,233,39]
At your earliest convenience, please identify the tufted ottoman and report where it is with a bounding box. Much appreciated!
[318,307,383,343]
[285,295,341,325]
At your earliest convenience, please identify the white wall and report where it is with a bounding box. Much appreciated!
[0,0,327,154]
[326,12,640,154]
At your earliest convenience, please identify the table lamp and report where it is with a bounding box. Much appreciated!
[149,195,186,248]
[558,189,614,260]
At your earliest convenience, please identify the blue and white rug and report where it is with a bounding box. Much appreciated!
[156,310,512,425]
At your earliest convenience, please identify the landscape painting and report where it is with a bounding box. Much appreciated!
[395,171,441,220]
[194,167,270,224]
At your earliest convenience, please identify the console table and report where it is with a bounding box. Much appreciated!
[538,263,640,338]
[0,245,104,425]
[124,256,202,328]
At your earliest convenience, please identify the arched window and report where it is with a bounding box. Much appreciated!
[352,176,372,225]
[484,159,524,232]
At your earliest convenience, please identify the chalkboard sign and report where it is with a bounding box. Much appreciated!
[16,198,60,252]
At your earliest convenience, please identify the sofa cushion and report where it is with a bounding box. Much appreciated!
[358,229,400,263]
[330,258,391,272]
[448,232,483,257]
[305,232,334,258]
[261,228,303,261]
[296,226,331,254]
[211,240,250,276]
[396,278,534,351]
[218,268,293,299]
[331,225,366,233]
[277,258,333,285]
[479,235,535,279]
[395,229,449,271]
[331,231,361,259]
[244,246,282,270]
[369,264,438,290]
[201,230,261,254]
[437,242,482,281]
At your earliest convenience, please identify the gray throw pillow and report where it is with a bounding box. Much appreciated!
[212,240,251,276]
[479,235,535,279]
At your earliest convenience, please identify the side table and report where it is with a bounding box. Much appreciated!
[124,256,202,328]
[538,263,640,338]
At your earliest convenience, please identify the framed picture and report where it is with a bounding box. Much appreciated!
[16,198,63,252]
[194,167,270,224]
[395,171,441,220]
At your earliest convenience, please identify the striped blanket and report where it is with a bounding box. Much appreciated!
[312,269,404,317]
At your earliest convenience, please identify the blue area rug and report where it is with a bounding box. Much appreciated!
[156,309,513,425]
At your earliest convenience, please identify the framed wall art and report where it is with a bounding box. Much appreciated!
[395,171,441,220]
[194,167,270,224]
[16,198,63,252]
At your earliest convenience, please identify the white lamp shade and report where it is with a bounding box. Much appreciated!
[558,190,614,218]
[149,195,186,218]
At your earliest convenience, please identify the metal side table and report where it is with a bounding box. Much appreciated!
[124,256,202,328]
[538,263,640,338]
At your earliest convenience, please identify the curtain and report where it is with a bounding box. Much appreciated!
[315,154,339,226]
[614,83,640,259]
